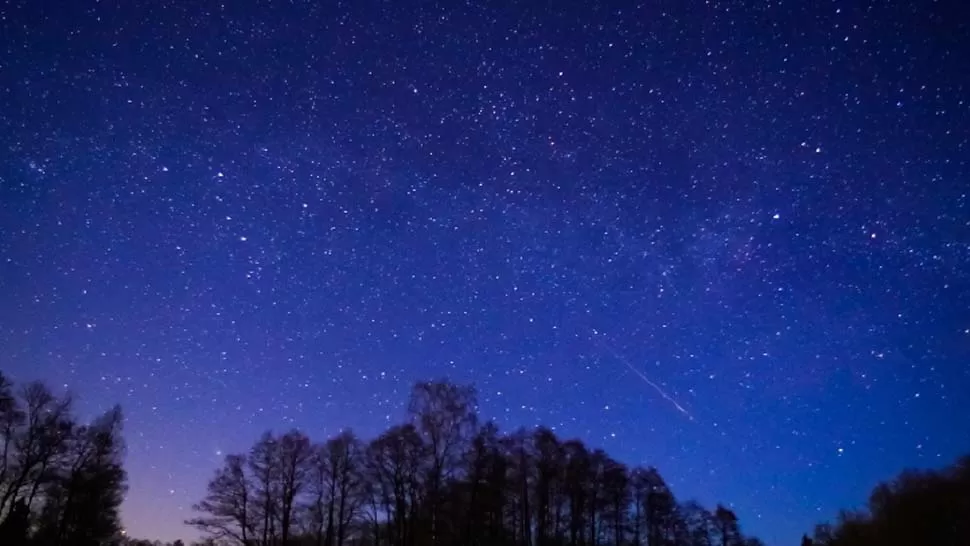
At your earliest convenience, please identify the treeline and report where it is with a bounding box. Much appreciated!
[801,454,970,546]
[188,380,765,546]
[6,371,966,546]
[0,370,127,546]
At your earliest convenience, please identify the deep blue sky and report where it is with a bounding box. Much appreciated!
[2,1,968,544]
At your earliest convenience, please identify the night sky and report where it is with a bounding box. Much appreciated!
[2,1,969,544]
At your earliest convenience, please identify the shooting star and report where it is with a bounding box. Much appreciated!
[591,331,694,421]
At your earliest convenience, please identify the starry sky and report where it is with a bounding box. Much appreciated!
[1,0,969,544]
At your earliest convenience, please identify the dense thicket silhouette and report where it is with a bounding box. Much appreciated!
[805,455,970,546]
[0,370,128,545]
[189,379,762,546]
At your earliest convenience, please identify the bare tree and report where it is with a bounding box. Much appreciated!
[0,381,73,516]
[0,373,129,546]
[277,430,313,545]
[308,430,364,546]
[250,432,281,545]
[364,424,425,546]
[407,380,477,546]
[331,432,364,546]
[181,379,768,546]
[37,405,128,546]
[307,442,333,546]
[186,454,254,545]
[0,371,22,496]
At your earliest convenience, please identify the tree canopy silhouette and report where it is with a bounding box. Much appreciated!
[0,370,128,546]
[805,455,970,546]
[188,379,764,546]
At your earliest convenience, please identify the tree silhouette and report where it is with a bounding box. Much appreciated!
[364,424,425,546]
[0,380,74,518]
[600,457,629,546]
[0,498,31,543]
[278,430,314,546]
[681,500,716,546]
[407,380,478,546]
[186,454,254,544]
[809,455,970,546]
[306,429,364,546]
[187,379,766,546]
[713,505,742,546]
[13,370,970,546]
[0,370,128,546]
[46,405,128,545]
[250,432,282,544]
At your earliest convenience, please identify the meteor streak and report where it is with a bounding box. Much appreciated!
[591,331,694,421]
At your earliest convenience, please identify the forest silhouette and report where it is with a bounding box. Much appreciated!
[0,371,126,546]
[0,371,967,546]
